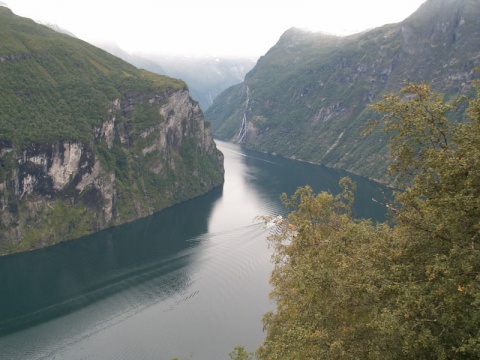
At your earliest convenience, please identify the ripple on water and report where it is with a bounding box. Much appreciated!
[0,222,274,360]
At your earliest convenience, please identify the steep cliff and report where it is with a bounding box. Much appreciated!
[206,0,480,181]
[0,7,224,254]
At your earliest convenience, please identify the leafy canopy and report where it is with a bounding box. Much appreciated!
[243,81,480,360]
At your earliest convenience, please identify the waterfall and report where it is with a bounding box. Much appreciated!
[238,113,247,143]
[237,84,249,143]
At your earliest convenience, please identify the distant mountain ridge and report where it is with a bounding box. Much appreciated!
[0,7,224,254]
[95,42,256,112]
[136,54,257,112]
[206,0,480,181]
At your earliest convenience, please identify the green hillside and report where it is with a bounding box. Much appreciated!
[0,7,184,143]
[206,0,480,181]
[0,7,224,254]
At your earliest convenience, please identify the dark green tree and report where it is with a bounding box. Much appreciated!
[372,83,480,359]
[256,82,480,359]
[229,345,255,360]
[257,179,396,359]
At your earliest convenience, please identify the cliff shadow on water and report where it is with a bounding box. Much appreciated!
[0,7,224,254]
[0,185,223,336]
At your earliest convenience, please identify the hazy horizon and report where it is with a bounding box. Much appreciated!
[4,0,426,57]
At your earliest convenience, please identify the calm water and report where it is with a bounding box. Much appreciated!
[0,140,389,360]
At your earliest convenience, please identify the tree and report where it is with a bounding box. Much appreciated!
[229,345,255,360]
[256,82,480,359]
[257,179,397,359]
[372,83,480,359]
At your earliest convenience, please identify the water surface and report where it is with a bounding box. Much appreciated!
[0,140,389,359]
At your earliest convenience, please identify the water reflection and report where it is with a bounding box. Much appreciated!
[0,140,390,359]
[227,143,390,222]
[0,186,223,335]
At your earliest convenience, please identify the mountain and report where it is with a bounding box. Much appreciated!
[96,42,256,112]
[206,0,480,181]
[91,41,167,78]
[0,7,224,254]
[144,54,257,112]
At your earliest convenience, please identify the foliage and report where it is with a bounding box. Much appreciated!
[256,83,480,359]
[229,345,255,360]
[0,7,184,145]
[373,82,480,359]
[257,181,395,359]
[5,198,97,254]
[0,7,224,254]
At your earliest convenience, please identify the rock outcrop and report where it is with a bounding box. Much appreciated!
[0,7,224,254]
[206,0,480,181]
[0,88,224,254]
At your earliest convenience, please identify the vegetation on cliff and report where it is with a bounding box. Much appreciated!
[232,82,479,359]
[92,42,256,112]
[0,7,185,144]
[0,7,224,254]
[206,0,480,182]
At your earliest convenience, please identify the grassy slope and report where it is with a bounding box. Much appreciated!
[0,6,185,144]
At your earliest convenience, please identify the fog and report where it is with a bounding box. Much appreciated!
[5,0,426,57]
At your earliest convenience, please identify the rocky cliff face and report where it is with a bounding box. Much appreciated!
[0,72,223,255]
[0,7,225,254]
[206,0,480,181]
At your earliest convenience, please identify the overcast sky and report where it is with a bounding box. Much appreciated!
[5,0,426,57]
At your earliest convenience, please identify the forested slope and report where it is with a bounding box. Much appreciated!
[0,7,224,254]
[207,0,480,181]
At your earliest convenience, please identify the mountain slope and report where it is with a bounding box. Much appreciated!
[96,42,256,112]
[206,0,480,181]
[0,7,224,254]
[146,54,256,112]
